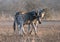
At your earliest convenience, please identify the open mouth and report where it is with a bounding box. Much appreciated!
[39,21,41,24]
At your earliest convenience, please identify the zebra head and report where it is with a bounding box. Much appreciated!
[36,9,46,24]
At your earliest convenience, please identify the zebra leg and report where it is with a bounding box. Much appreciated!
[28,24,32,35]
[35,21,39,28]
[22,26,26,35]
[21,23,26,35]
[17,24,25,35]
[28,24,30,32]
[31,23,37,35]
[17,24,21,35]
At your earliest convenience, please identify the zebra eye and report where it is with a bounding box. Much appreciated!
[33,12,37,16]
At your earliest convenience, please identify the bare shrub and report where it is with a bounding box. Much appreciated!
[24,0,41,11]
[44,8,52,20]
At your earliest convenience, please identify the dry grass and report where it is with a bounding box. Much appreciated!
[0,20,60,42]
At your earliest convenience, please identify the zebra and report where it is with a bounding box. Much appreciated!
[13,9,46,35]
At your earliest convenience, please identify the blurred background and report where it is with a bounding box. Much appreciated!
[0,1,60,42]
[0,0,60,20]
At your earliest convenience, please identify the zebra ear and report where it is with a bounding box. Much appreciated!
[36,10,40,16]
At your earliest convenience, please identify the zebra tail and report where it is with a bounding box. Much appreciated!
[13,21,16,31]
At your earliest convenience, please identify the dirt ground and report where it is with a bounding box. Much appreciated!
[0,20,60,42]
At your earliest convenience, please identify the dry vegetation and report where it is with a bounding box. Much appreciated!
[0,0,60,42]
[0,21,60,42]
[0,0,60,20]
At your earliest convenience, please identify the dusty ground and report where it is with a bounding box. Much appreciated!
[0,20,60,42]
